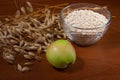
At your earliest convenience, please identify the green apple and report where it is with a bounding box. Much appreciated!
[46,39,76,68]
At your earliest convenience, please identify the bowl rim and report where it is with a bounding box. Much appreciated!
[59,3,112,30]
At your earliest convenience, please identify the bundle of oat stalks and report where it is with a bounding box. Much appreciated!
[0,2,67,72]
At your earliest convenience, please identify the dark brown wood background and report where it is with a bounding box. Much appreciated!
[0,0,120,80]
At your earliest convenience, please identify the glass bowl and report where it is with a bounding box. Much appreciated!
[60,3,112,46]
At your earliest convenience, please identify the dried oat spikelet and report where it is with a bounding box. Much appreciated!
[26,1,33,12]
[21,7,26,15]
[17,64,22,72]
[22,66,31,72]
[15,10,21,18]
[17,64,31,72]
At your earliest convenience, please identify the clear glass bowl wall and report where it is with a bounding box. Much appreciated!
[60,3,111,46]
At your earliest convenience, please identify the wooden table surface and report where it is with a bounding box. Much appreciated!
[0,0,120,80]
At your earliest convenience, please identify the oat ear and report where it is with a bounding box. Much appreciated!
[0,1,67,73]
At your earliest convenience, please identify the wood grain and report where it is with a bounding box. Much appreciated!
[0,0,120,80]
